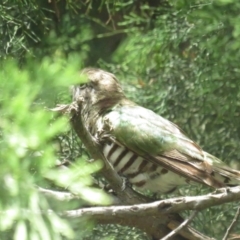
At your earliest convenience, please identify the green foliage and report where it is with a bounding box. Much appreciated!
[0,58,109,240]
[1,0,240,239]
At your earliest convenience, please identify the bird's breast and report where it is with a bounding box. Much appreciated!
[102,142,186,193]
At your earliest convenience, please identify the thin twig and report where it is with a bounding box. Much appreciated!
[222,206,240,240]
[160,211,198,240]
[37,186,79,201]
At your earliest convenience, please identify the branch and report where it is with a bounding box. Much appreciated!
[160,211,198,240]
[59,187,240,239]
[37,187,79,201]
[223,206,240,240]
[61,186,240,219]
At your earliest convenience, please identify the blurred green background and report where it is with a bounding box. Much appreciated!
[1,0,240,239]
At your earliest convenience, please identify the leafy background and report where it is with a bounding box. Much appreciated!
[1,0,240,239]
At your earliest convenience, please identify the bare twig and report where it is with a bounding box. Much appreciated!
[223,206,240,240]
[160,211,198,240]
[37,186,79,201]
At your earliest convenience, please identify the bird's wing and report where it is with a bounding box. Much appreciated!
[103,105,240,188]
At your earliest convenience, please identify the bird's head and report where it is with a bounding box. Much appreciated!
[72,68,126,112]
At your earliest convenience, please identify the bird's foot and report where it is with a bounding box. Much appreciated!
[121,177,132,191]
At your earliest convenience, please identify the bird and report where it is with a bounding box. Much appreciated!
[71,68,240,193]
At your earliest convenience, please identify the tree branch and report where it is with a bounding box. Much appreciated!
[37,186,80,201]
[160,211,198,240]
[223,206,240,240]
[61,186,240,219]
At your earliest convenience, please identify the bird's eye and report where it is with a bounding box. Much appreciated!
[78,82,94,90]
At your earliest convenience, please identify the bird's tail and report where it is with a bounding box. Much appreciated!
[205,152,240,186]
